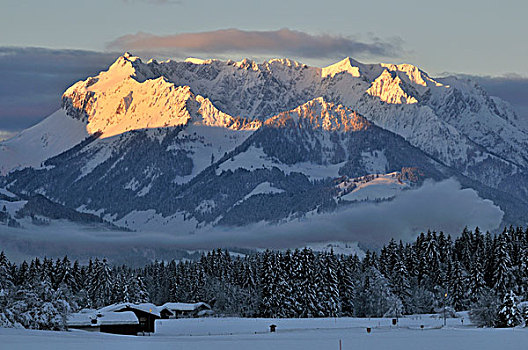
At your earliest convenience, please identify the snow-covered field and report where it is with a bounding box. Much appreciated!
[2,316,527,350]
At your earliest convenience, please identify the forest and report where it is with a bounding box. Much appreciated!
[0,226,527,330]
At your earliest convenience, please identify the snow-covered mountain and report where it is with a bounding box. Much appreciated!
[0,187,119,230]
[0,109,88,175]
[60,54,528,185]
[1,53,527,234]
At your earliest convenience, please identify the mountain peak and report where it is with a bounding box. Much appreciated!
[322,57,362,78]
[366,69,418,104]
[117,52,141,63]
[235,58,259,70]
[380,62,443,88]
[104,53,144,80]
[265,58,304,68]
[265,97,370,132]
[184,57,209,65]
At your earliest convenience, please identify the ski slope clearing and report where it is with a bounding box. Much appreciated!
[2,316,528,350]
[339,173,410,202]
[216,146,346,180]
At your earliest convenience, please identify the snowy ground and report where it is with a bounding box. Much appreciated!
[2,315,528,350]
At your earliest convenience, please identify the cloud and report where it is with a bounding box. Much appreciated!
[107,28,403,59]
[0,179,504,262]
[177,178,503,249]
[0,47,118,133]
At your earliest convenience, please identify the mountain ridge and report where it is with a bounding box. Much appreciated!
[1,53,527,233]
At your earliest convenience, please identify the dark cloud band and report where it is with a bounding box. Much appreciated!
[0,47,117,133]
[107,28,403,58]
[1,46,527,137]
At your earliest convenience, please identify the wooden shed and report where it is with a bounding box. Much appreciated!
[98,312,140,335]
[67,310,139,335]
[99,303,161,333]
[158,302,213,319]
[66,311,101,332]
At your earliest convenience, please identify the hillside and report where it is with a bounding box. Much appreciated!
[1,54,526,235]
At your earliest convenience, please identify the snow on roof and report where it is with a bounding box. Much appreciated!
[159,302,211,312]
[97,311,138,326]
[98,303,161,317]
[67,311,138,327]
[196,309,215,317]
[67,312,94,327]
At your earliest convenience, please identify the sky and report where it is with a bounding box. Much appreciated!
[0,0,527,137]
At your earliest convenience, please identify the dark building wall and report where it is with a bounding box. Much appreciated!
[160,310,173,319]
[100,324,139,336]
[116,308,159,333]
[68,325,101,332]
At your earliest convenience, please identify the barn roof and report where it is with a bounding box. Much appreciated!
[67,311,138,327]
[159,302,212,312]
[99,303,161,317]
[97,311,139,325]
[67,312,95,327]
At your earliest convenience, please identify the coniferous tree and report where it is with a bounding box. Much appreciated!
[259,250,280,317]
[468,251,486,304]
[338,256,356,316]
[321,252,340,317]
[390,258,411,313]
[493,235,513,296]
[87,258,114,308]
[295,248,318,317]
[497,291,521,327]
[277,251,295,317]
[4,226,528,328]
[448,261,466,311]
[0,251,12,293]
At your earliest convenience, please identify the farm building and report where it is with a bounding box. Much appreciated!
[67,302,212,335]
[98,303,161,333]
[158,302,214,319]
[67,310,139,335]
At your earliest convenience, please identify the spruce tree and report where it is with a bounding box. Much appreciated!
[87,258,114,308]
[0,251,12,293]
[493,235,513,296]
[338,256,356,316]
[448,261,466,311]
[321,252,340,317]
[277,251,295,317]
[295,248,318,317]
[497,291,521,327]
[390,259,411,313]
[258,250,280,317]
[468,251,486,303]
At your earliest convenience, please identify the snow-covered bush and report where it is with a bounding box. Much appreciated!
[518,302,528,327]
[469,289,500,327]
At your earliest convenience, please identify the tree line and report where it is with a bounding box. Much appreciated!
[1,226,528,330]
